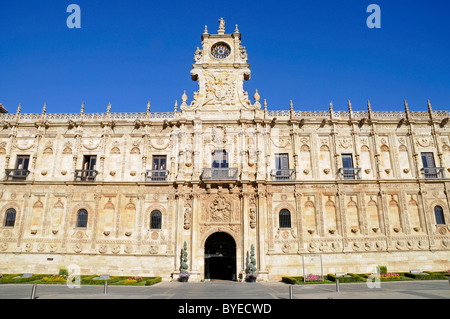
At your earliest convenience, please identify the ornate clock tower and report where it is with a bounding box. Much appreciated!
[180,18,260,113]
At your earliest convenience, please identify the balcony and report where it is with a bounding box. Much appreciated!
[74,169,98,182]
[5,169,30,181]
[146,170,169,182]
[338,167,361,180]
[421,167,444,179]
[202,168,238,181]
[270,169,295,181]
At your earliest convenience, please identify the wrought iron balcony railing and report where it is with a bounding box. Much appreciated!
[5,169,30,181]
[270,169,295,181]
[202,168,238,181]
[338,167,361,180]
[74,169,98,182]
[421,167,444,179]
[146,170,169,182]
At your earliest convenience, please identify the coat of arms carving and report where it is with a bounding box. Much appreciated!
[209,196,232,222]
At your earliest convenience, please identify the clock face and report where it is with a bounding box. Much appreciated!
[211,42,231,59]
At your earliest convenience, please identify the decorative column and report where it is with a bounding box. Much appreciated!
[190,185,201,281]
[60,191,74,252]
[240,186,250,280]
[294,188,304,253]
[256,185,268,280]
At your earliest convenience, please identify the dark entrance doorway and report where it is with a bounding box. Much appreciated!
[204,232,236,281]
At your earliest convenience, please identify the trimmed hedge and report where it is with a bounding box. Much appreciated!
[81,275,124,285]
[0,274,163,286]
[327,273,362,283]
[145,277,162,286]
[405,272,446,280]
[282,276,304,284]
[0,274,46,284]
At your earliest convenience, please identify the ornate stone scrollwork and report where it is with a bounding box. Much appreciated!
[208,196,232,222]
[249,207,256,229]
[183,204,192,230]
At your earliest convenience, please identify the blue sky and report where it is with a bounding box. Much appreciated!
[0,0,449,114]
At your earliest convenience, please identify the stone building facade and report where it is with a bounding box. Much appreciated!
[1,19,449,281]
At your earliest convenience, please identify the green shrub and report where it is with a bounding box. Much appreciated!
[405,272,446,280]
[145,277,162,286]
[378,265,387,275]
[281,276,304,284]
[59,269,68,276]
[327,273,362,283]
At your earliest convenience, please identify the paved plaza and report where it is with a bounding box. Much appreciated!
[0,280,448,299]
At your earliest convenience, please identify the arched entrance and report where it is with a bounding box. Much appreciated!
[204,232,236,281]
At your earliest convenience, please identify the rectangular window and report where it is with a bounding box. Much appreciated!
[341,154,356,180]
[421,152,436,168]
[15,155,30,171]
[83,155,97,171]
[275,153,289,170]
[150,155,167,181]
[342,154,354,168]
[212,150,228,168]
[152,155,167,170]
[80,155,97,181]
[421,152,440,178]
[8,155,31,180]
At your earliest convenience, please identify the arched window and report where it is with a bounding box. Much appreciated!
[76,209,88,228]
[279,209,291,228]
[4,208,16,227]
[434,206,445,225]
[150,210,162,229]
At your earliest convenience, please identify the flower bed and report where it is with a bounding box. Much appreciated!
[380,273,400,280]
[0,274,162,286]
[42,274,68,283]
[124,276,143,284]
[0,274,47,284]
[304,274,323,282]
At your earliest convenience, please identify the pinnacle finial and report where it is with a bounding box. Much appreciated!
[107,102,111,113]
[404,99,408,109]
[147,101,150,112]
[290,100,293,111]
[203,25,208,34]
[427,99,432,110]
[254,89,260,102]
[235,24,239,33]
[329,101,333,110]
[348,99,352,112]
[264,99,267,111]
[17,103,21,114]
[81,102,85,113]
[174,100,178,112]
[42,103,47,114]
